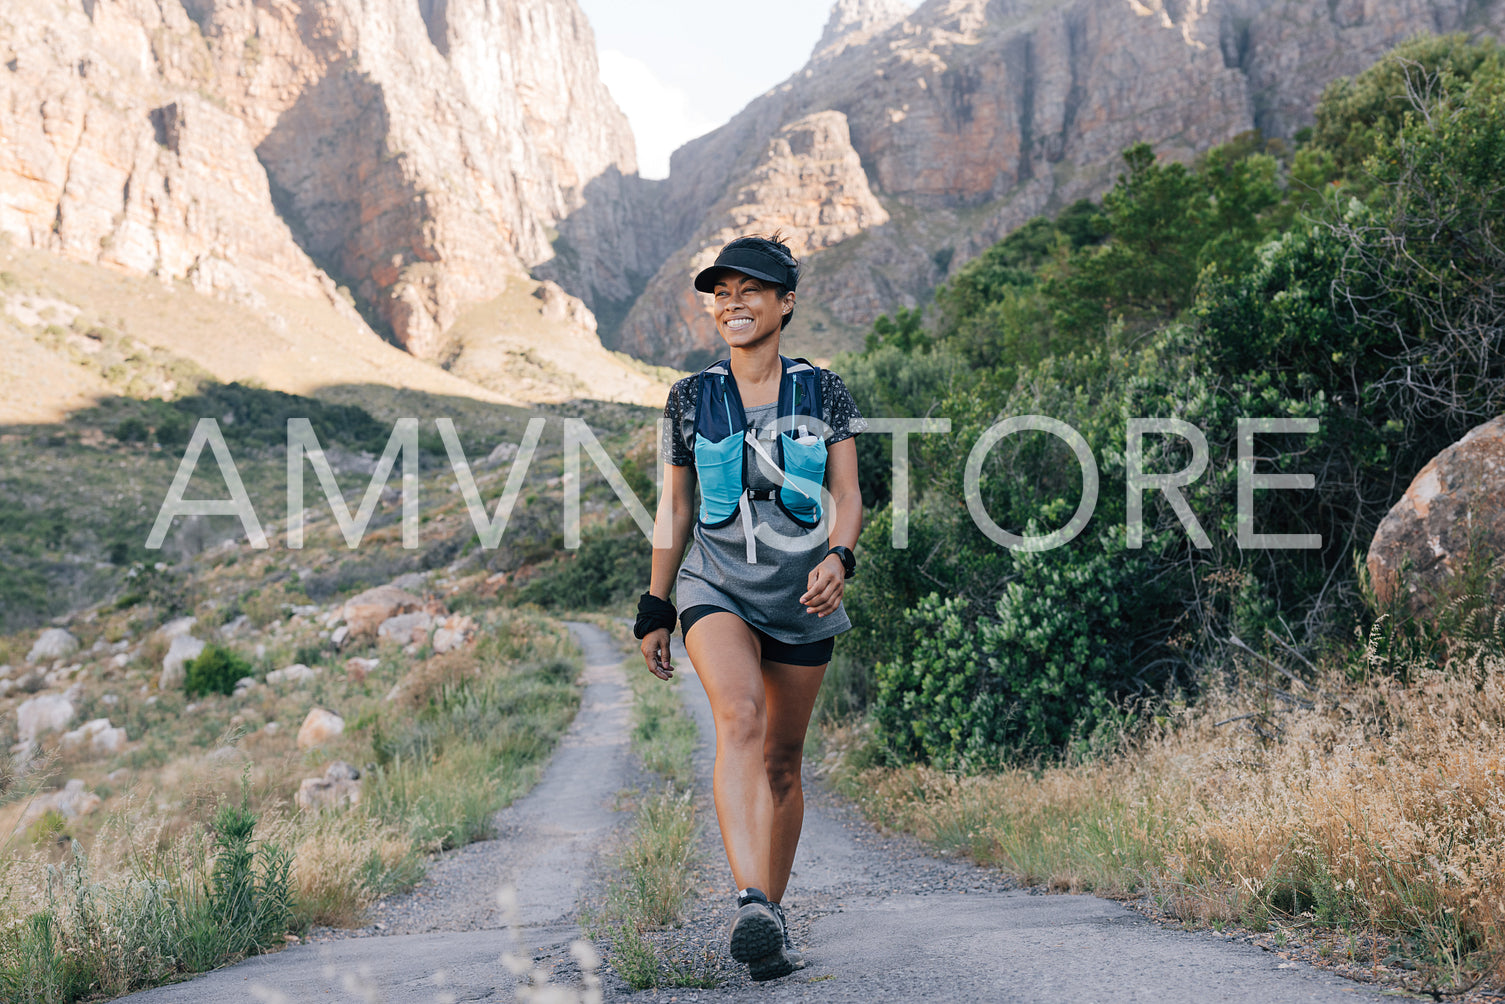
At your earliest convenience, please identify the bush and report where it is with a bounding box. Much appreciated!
[184,644,251,697]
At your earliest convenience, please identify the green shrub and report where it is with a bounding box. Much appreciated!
[183,644,251,697]
[516,527,649,610]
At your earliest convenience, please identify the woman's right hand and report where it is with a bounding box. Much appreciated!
[640,628,674,681]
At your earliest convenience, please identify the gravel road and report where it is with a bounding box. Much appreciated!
[120,621,1402,1003]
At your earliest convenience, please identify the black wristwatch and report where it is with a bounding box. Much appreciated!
[824,545,856,579]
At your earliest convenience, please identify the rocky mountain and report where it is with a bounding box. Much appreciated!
[543,0,1505,370]
[0,0,667,417]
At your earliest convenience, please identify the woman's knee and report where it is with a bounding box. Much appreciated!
[713,695,766,749]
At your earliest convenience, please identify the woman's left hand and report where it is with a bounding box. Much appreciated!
[800,554,846,617]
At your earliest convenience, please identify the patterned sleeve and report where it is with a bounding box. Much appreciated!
[821,370,869,445]
[660,376,697,467]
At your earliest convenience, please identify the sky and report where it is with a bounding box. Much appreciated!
[576,1,834,179]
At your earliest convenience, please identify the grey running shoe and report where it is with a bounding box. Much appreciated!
[729,888,798,981]
[770,901,804,968]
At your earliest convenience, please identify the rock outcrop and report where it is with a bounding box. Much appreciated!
[0,0,635,361]
[615,111,890,369]
[1367,416,1505,620]
[548,0,1505,367]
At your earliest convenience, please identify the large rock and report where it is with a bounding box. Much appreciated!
[60,718,128,757]
[16,694,77,746]
[155,616,198,641]
[265,664,321,687]
[1368,416,1505,619]
[342,586,424,638]
[26,628,78,664]
[295,761,362,812]
[377,612,434,646]
[296,708,345,750]
[159,635,205,691]
[13,779,102,834]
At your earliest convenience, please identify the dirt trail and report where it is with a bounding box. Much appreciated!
[121,622,1395,1003]
[593,632,1395,1004]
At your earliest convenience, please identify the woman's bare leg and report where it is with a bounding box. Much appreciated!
[684,611,772,892]
[761,659,826,903]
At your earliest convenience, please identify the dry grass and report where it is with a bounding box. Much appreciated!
[827,629,1505,989]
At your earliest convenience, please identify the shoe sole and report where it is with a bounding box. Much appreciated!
[729,906,782,964]
[748,947,800,982]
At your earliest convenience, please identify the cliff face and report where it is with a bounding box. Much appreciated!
[0,0,635,362]
[555,0,1505,368]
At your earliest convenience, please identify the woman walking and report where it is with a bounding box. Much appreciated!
[634,233,866,981]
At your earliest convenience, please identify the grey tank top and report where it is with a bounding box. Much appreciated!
[673,401,851,644]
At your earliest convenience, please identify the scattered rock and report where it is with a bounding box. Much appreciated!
[233,676,258,696]
[1368,415,1505,620]
[160,635,205,690]
[291,604,320,618]
[27,629,79,665]
[44,664,82,687]
[344,657,378,683]
[266,664,321,686]
[0,665,10,679]
[264,721,281,736]
[14,670,45,694]
[13,779,101,833]
[296,708,344,749]
[377,611,433,646]
[0,680,10,698]
[331,624,350,648]
[156,616,198,641]
[342,586,423,637]
[432,627,464,654]
[60,718,127,757]
[295,760,362,812]
[110,653,131,669]
[389,573,428,593]
[17,693,77,745]
[221,614,250,637]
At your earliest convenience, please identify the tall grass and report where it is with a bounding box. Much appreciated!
[827,620,1505,988]
[0,607,585,1001]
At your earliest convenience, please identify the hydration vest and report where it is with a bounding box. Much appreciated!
[693,355,828,562]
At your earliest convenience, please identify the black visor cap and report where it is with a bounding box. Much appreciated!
[693,246,797,294]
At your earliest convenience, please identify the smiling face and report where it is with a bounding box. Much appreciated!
[711,270,795,349]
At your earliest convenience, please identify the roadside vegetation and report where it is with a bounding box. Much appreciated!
[816,34,1505,992]
[0,390,649,999]
[580,626,716,992]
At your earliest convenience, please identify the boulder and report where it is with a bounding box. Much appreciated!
[432,627,465,654]
[295,760,362,812]
[1368,415,1505,620]
[377,612,433,646]
[17,694,76,745]
[13,779,101,833]
[60,718,128,757]
[27,629,78,664]
[159,635,206,690]
[155,616,198,640]
[342,586,423,638]
[266,664,321,686]
[296,708,345,750]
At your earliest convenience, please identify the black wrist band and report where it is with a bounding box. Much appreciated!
[634,591,677,639]
[824,545,856,579]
